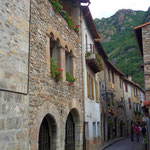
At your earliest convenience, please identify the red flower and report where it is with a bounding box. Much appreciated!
[68,83,72,86]
[58,69,63,71]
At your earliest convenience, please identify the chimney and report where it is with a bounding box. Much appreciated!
[128,75,132,81]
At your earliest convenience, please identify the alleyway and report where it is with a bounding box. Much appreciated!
[104,138,141,150]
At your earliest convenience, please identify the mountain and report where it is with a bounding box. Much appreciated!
[94,7,150,87]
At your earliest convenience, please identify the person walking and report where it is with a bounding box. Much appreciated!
[131,125,134,141]
[142,126,146,137]
[135,124,140,142]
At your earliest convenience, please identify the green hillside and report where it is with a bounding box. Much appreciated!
[94,8,150,87]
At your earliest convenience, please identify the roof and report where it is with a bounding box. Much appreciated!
[134,22,150,57]
[81,7,108,59]
[82,7,100,39]
[106,60,125,76]
[94,39,108,59]
[144,100,150,107]
[123,77,135,85]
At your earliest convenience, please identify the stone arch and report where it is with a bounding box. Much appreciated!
[29,101,61,150]
[38,114,57,150]
[65,108,81,150]
[62,99,83,150]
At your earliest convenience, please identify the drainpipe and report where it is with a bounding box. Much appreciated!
[81,11,86,150]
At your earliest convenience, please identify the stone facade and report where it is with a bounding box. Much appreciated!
[29,0,84,150]
[0,0,30,93]
[142,24,150,101]
[0,0,30,150]
[97,62,127,143]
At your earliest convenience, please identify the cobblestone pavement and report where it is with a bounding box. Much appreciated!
[105,138,141,150]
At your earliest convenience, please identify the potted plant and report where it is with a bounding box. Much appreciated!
[66,72,76,86]
[50,58,63,82]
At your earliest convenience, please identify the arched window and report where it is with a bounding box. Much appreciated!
[65,51,73,75]
[50,35,60,67]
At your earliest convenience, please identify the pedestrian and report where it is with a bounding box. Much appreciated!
[142,126,146,137]
[135,124,140,142]
[131,125,134,141]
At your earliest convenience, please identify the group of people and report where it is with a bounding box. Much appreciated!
[131,123,147,142]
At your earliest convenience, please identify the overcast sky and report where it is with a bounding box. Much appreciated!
[89,0,150,19]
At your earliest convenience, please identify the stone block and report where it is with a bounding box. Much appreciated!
[6,117,21,129]
[0,118,4,130]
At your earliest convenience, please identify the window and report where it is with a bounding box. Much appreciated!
[87,72,94,99]
[119,76,122,88]
[112,71,115,83]
[95,80,98,101]
[97,122,100,137]
[125,83,128,92]
[93,122,96,138]
[85,34,88,52]
[86,122,89,140]
[66,51,73,75]
[50,37,60,66]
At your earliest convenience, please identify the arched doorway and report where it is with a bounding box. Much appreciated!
[39,114,57,150]
[65,108,80,150]
[114,117,117,138]
[65,112,75,150]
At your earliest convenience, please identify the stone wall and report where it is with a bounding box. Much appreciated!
[0,0,30,93]
[0,91,28,150]
[0,0,30,150]
[143,25,150,100]
[97,63,127,141]
[29,0,84,149]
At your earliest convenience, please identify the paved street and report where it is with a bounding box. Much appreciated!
[105,138,141,150]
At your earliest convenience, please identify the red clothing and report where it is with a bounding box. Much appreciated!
[135,126,140,133]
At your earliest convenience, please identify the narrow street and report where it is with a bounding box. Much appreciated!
[104,138,141,150]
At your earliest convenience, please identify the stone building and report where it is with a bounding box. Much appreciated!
[105,61,127,139]
[123,77,134,135]
[134,22,150,110]
[0,0,30,149]
[0,0,90,150]
[97,58,127,142]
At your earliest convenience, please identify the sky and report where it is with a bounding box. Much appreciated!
[89,0,150,19]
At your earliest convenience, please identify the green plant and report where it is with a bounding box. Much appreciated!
[107,102,110,106]
[112,101,115,106]
[143,136,148,144]
[51,0,63,13]
[51,0,80,33]
[95,53,103,71]
[50,58,63,82]
[86,52,92,57]
[66,72,76,85]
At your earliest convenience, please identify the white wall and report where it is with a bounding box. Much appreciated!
[82,16,101,140]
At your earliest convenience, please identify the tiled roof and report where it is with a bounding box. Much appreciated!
[134,22,150,30]
[134,22,150,57]
[107,60,124,76]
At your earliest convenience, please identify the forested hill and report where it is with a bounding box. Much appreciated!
[94,7,150,87]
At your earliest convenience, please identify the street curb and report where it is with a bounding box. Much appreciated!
[100,137,129,150]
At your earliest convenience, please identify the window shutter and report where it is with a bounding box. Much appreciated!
[92,78,94,100]
[87,72,90,98]
[95,80,98,101]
